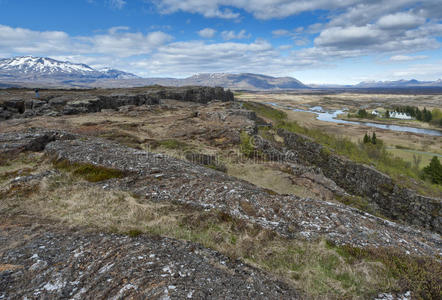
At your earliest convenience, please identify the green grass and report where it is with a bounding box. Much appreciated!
[53,160,126,182]
[243,102,287,121]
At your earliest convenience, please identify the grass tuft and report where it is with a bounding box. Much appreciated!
[53,160,126,182]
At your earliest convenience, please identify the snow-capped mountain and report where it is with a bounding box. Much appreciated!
[99,67,140,80]
[356,79,442,88]
[0,56,139,81]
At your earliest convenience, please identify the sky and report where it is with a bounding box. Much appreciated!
[0,0,441,84]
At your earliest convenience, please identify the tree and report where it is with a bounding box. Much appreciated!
[357,109,368,118]
[371,132,377,144]
[423,107,432,122]
[415,109,423,121]
[385,110,390,118]
[363,133,371,144]
[422,156,442,184]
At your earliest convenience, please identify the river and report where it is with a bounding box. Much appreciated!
[266,102,442,137]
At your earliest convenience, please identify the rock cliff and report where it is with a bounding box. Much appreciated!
[0,86,234,120]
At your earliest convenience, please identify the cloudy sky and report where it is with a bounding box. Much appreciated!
[0,0,441,84]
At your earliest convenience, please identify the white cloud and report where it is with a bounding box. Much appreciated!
[88,30,173,57]
[221,30,250,40]
[0,25,72,54]
[272,29,291,37]
[0,24,173,58]
[130,39,323,77]
[377,12,425,30]
[153,0,360,20]
[198,28,216,38]
[391,61,442,79]
[108,0,126,10]
[315,25,382,48]
[389,55,428,62]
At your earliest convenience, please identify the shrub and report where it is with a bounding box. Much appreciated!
[421,156,442,184]
[239,131,256,158]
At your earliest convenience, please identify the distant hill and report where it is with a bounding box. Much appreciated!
[180,73,308,90]
[92,73,309,90]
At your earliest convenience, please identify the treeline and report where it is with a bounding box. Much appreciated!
[392,106,431,122]
[391,106,442,126]
[352,109,376,119]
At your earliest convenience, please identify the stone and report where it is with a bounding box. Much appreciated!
[3,99,25,114]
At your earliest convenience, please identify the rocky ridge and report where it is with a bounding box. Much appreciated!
[263,129,441,234]
[0,86,234,120]
[0,217,299,299]
[1,129,439,257]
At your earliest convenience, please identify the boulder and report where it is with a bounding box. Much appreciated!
[0,107,12,121]
[3,99,25,114]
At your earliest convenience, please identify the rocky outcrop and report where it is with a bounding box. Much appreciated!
[61,94,160,115]
[0,86,234,120]
[0,217,300,299]
[0,129,75,154]
[157,86,234,104]
[274,129,442,234]
[34,133,439,256]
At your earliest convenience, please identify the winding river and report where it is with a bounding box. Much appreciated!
[266,102,442,137]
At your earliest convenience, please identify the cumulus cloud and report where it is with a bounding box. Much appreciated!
[0,24,173,58]
[89,29,173,57]
[389,55,428,62]
[377,12,425,30]
[130,38,323,77]
[153,0,360,20]
[315,25,382,48]
[221,30,250,40]
[198,28,216,38]
[0,25,72,54]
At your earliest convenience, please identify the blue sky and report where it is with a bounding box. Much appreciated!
[0,0,441,84]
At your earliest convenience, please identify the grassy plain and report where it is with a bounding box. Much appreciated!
[237,92,442,158]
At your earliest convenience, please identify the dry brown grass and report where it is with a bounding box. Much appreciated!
[227,163,316,198]
[0,156,424,299]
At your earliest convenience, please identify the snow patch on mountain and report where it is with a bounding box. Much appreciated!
[0,56,139,80]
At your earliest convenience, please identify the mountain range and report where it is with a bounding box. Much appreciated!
[0,56,441,90]
[355,79,442,88]
[0,56,139,82]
